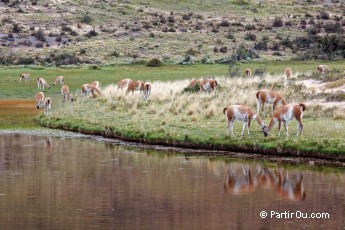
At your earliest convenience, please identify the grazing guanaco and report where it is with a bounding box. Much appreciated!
[35,92,44,109]
[187,79,201,88]
[117,78,132,90]
[126,80,145,94]
[81,82,102,98]
[244,69,252,77]
[256,90,287,115]
[44,97,51,115]
[317,64,329,74]
[37,78,50,89]
[53,76,64,86]
[20,73,30,82]
[263,103,306,137]
[143,82,151,100]
[200,79,217,94]
[223,105,266,137]
[285,67,292,78]
[90,81,100,89]
[61,85,74,102]
[317,64,330,78]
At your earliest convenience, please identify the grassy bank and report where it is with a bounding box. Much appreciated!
[34,68,345,162]
[1,63,345,162]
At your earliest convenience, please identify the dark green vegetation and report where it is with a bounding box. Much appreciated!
[0,0,344,66]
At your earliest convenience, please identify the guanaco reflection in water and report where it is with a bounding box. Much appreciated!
[224,164,306,201]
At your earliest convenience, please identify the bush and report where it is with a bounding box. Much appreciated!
[323,22,343,33]
[80,48,86,54]
[220,46,228,53]
[270,42,281,51]
[146,58,163,67]
[244,24,256,30]
[228,60,240,77]
[254,39,268,51]
[272,17,284,27]
[185,48,198,56]
[35,43,43,48]
[55,36,62,42]
[219,20,230,27]
[182,13,192,21]
[81,13,92,24]
[12,23,21,33]
[110,50,120,57]
[280,36,293,49]
[85,29,99,38]
[45,53,80,66]
[33,28,45,42]
[244,32,256,41]
[16,57,35,65]
[254,66,267,77]
[319,12,330,20]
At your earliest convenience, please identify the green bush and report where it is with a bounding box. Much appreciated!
[146,58,163,67]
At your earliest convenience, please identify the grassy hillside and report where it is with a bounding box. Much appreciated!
[0,0,344,65]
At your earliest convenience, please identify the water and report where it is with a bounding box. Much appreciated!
[0,133,344,229]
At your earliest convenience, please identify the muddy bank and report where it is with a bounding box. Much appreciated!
[36,124,345,168]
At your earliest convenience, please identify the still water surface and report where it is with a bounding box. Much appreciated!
[0,133,344,229]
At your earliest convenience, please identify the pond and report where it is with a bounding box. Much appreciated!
[0,133,344,229]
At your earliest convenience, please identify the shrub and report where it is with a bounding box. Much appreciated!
[167,16,175,23]
[272,17,284,27]
[219,20,230,27]
[244,32,256,41]
[182,13,192,21]
[319,12,329,20]
[195,22,203,30]
[228,60,240,77]
[55,36,62,42]
[254,39,268,51]
[16,57,35,65]
[185,48,198,56]
[225,32,234,39]
[270,42,281,51]
[12,23,21,33]
[85,29,99,38]
[220,46,228,53]
[45,53,80,66]
[253,66,267,77]
[323,22,343,33]
[280,36,293,49]
[9,0,19,7]
[80,48,86,54]
[110,50,120,57]
[244,24,256,30]
[308,27,319,35]
[146,58,163,67]
[211,27,219,33]
[35,43,43,48]
[33,28,45,42]
[81,13,92,24]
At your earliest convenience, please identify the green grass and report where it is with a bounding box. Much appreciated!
[1,59,344,100]
[2,63,345,159]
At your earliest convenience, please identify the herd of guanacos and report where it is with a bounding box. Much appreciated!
[19,64,330,138]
